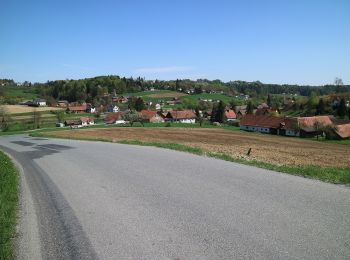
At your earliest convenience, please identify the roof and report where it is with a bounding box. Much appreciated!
[166,110,196,120]
[105,112,123,124]
[334,123,350,139]
[140,110,157,119]
[297,116,333,132]
[255,107,273,116]
[68,104,87,111]
[240,114,284,128]
[80,117,93,123]
[224,109,237,119]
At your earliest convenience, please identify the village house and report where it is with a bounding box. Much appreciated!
[240,114,284,134]
[79,117,94,126]
[33,99,47,106]
[224,109,237,122]
[165,110,196,123]
[140,110,164,123]
[57,100,68,107]
[240,114,350,139]
[155,103,161,110]
[67,103,88,113]
[104,112,125,124]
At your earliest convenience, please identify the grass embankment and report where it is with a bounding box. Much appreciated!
[31,130,350,185]
[0,151,19,260]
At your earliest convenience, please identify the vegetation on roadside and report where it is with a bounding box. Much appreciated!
[0,151,19,260]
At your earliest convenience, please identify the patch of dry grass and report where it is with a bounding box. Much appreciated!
[0,105,64,114]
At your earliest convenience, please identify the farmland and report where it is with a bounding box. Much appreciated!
[0,105,64,114]
[41,127,350,168]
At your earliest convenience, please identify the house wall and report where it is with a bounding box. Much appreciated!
[285,130,300,137]
[172,118,196,123]
[240,125,270,133]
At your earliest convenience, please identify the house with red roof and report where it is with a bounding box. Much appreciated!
[104,112,124,124]
[79,117,94,126]
[140,110,164,123]
[165,110,196,123]
[224,109,237,121]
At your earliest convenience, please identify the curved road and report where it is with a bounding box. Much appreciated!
[0,135,349,259]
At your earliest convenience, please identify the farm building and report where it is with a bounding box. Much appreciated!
[80,117,94,126]
[140,110,164,123]
[165,110,196,123]
[224,109,237,121]
[240,115,284,134]
[105,112,124,124]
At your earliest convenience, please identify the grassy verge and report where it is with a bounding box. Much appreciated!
[29,132,350,185]
[0,151,19,259]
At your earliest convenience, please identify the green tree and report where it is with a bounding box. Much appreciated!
[213,100,225,123]
[123,110,144,127]
[54,111,65,123]
[33,110,42,129]
[267,94,272,107]
[316,98,325,115]
[337,98,346,118]
[195,107,204,127]
[246,101,254,114]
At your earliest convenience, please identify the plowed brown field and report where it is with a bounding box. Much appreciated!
[46,128,350,168]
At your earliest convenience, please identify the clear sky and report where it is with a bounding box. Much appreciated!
[1,0,349,85]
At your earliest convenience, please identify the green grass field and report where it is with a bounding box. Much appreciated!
[0,151,19,259]
[1,86,38,101]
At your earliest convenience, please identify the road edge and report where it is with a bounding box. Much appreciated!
[6,152,43,260]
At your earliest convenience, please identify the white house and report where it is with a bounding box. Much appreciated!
[80,117,95,126]
[33,99,47,106]
[113,106,120,113]
[165,110,196,124]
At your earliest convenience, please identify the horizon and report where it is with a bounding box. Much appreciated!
[1,0,349,85]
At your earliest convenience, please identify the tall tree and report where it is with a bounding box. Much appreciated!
[246,101,254,114]
[267,94,272,107]
[134,97,145,112]
[337,98,346,118]
[214,100,225,123]
[316,98,325,115]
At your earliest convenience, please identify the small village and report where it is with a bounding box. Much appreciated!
[16,93,350,140]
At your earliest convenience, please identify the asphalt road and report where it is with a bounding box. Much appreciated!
[0,135,349,260]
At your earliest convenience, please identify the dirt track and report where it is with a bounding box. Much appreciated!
[46,128,350,168]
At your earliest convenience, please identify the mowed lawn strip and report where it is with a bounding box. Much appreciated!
[31,128,350,184]
[0,151,19,260]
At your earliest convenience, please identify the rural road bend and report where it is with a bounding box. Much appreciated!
[0,135,349,259]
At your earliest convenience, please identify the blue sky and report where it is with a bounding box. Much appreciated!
[1,0,349,85]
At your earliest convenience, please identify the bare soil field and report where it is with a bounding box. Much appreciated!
[0,105,64,114]
[45,128,350,168]
[145,92,188,98]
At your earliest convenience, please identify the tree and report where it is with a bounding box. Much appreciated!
[337,98,346,118]
[214,100,225,123]
[33,109,42,129]
[130,97,145,112]
[195,107,204,127]
[267,94,272,107]
[0,107,12,131]
[316,98,325,115]
[334,77,344,86]
[123,110,144,127]
[246,101,254,114]
[54,110,65,123]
